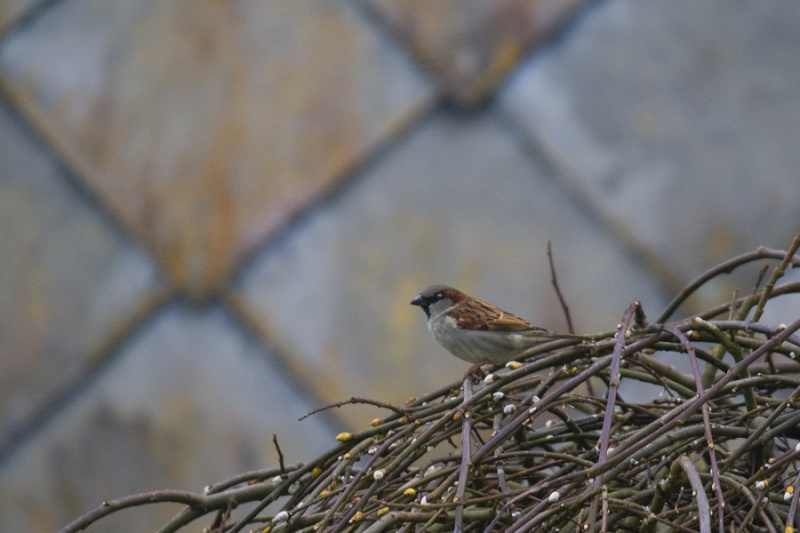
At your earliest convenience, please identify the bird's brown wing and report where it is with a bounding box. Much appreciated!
[455,298,549,333]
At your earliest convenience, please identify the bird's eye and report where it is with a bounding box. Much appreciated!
[433,293,443,302]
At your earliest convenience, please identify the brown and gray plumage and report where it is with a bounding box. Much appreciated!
[411,285,583,365]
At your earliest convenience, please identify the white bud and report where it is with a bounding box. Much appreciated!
[273,511,289,523]
[548,491,560,503]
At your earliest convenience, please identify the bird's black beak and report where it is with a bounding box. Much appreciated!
[410,294,431,318]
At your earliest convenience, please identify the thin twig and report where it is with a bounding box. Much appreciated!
[664,325,725,532]
[677,456,712,533]
[454,377,474,533]
[547,240,575,333]
[590,300,641,529]
[299,396,406,420]
[273,434,286,473]
[657,243,800,323]
[213,502,234,533]
[753,234,800,323]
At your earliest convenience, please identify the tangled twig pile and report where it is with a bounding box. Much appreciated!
[61,238,800,533]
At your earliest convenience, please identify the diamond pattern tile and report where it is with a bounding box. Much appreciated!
[363,0,586,107]
[0,305,336,533]
[0,100,162,455]
[500,1,800,300]
[237,110,666,426]
[0,0,433,300]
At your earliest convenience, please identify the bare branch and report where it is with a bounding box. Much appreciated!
[58,240,800,533]
[272,433,286,473]
[547,241,575,333]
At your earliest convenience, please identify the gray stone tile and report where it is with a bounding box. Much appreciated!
[501,0,800,305]
[0,101,161,452]
[0,304,336,533]
[0,0,434,299]
[237,110,667,424]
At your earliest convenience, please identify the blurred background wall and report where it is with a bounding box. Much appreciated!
[1,0,799,530]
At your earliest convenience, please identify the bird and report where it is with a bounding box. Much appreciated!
[410,285,584,366]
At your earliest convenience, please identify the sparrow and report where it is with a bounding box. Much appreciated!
[411,285,583,365]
